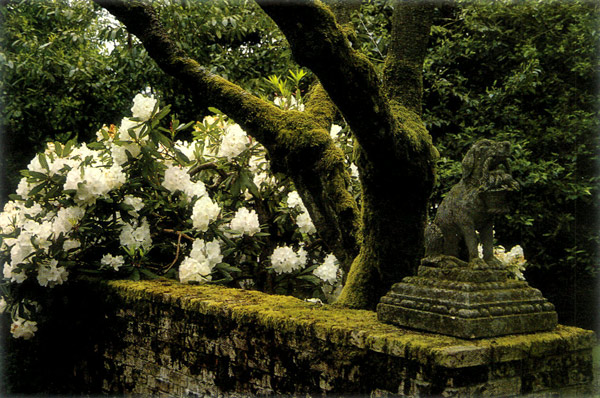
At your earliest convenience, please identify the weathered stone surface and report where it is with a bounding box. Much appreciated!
[424,139,519,264]
[377,256,558,339]
[6,278,595,397]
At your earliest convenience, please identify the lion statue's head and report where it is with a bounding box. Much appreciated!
[461,139,519,214]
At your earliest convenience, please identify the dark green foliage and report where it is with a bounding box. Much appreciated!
[0,0,143,197]
[423,1,599,276]
[422,0,599,329]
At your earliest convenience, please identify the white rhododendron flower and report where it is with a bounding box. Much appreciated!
[104,164,127,190]
[350,163,359,178]
[190,239,223,266]
[184,180,207,199]
[123,195,144,216]
[179,239,223,283]
[9,232,36,267]
[253,171,276,190]
[16,178,33,199]
[230,207,260,236]
[248,154,268,174]
[162,165,192,193]
[22,203,43,218]
[495,245,527,280]
[101,253,125,271]
[10,317,38,340]
[162,166,206,199]
[286,191,304,209]
[0,297,6,314]
[64,164,126,205]
[191,196,220,231]
[118,117,144,141]
[270,245,307,274]
[274,96,304,111]
[3,262,27,284]
[130,93,157,121]
[217,124,249,160]
[119,219,152,252]
[329,124,342,140]
[37,259,69,287]
[313,254,339,284]
[63,239,81,252]
[175,140,197,162]
[53,206,85,237]
[0,202,23,234]
[26,154,45,174]
[285,191,316,234]
[179,257,213,283]
[296,211,316,234]
[110,142,137,165]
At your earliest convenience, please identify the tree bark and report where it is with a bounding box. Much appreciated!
[257,0,437,309]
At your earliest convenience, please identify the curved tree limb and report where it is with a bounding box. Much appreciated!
[93,0,283,146]
[303,82,338,129]
[256,0,397,157]
[93,0,360,271]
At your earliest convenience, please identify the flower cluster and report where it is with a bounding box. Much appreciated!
[286,191,316,234]
[313,254,339,284]
[230,207,260,237]
[217,124,250,160]
[270,245,307,274]
[1,80,358,339]
[162,165,206,199]
[179,239,223,283]
[494,245,527,280]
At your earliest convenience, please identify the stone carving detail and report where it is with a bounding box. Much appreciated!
[377,140,558,339]
[424,139,519,266]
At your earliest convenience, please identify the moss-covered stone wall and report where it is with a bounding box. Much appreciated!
[3,278,597,396]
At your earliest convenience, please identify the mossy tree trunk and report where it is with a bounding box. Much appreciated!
[94,0,437,310]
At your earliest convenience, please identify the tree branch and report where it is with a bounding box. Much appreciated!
[93,0,283,147]
[302,1,360,129]
[256,0,396,155]
[383,0,434,116]
[303,81,338,129]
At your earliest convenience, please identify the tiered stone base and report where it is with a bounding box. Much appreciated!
[377,256,558,339]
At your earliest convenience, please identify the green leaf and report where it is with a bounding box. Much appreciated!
[140,268,160,280]
[28,181,48,197]
[215,263,242,273]
[130,269,141,281]
[152,104,171,123]
[63,139,76,156]
[53,141,63,157]
[176,121,195,132]
[296,274,321,284]
[26,170,48,181]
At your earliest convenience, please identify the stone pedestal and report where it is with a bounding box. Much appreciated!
[377,256,558,339]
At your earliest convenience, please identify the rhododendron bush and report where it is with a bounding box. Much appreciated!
[0,91,359,339]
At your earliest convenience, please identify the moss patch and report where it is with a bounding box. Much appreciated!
[104,279,595,369]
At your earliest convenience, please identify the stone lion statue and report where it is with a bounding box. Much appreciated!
[425,139,519,266]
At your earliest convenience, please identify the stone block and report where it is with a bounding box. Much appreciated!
[378,256,558,339]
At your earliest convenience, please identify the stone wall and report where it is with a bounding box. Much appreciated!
[3,278,597,397]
